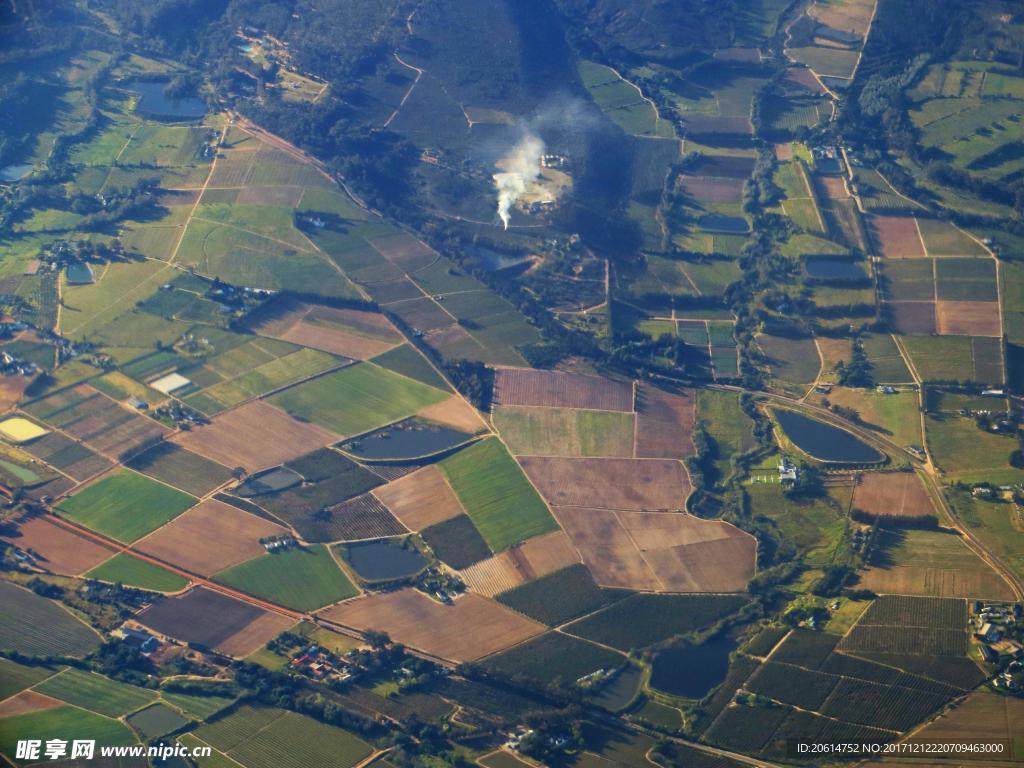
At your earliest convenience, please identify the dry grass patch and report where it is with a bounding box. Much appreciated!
[417,395,486,433]
[320,588,544,662]
[851,472,935,522]
[172,400,340,473]
[0,691,63,718]
[371,465,465,531]
[250,297,402,360]
[136,499,288,576]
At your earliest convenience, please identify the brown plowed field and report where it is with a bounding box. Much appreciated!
[372,465,465,531]
[817,176,849,199]
[551,507,754,592]
[417,395,485,433]
[172,400,340,473]
[936,301,1001,337]
[634,385,696,459]
[0,691,63,718]
[320,588,544,662]
[869,215,925,259]
[773,143,794,160]
[1,514,116,575]
[851,472,935,520]
[886,301,937,334]
[250,298,401,360]
[679,176,745,203]
[137,586,295,657]
[459,530,580,597]
[136,499,288,576]
[520,457,689,511]
[494,369,633,412]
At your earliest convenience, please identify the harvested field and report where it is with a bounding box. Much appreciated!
[136,499,288,576]
[136,586,294,657]
[0,514,115,575]
[494,368,633,411]
[320,588,544,662]
[520,457,689,511]
[868,215,925,259]
[851,472,936,522]
[459,530,580,597]
[935,300,1001,337]
[679,176,745,203]
[372,465,464,531]
[774,143,794,160]
[416,395,485,433]
[249,297,401,360]
[908,692,1024,748]
[552,507,755,592]
[172,400,340,473]
[885,301,937,334]
[633,385,696,459]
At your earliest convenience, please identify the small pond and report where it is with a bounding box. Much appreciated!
[699,214,749,234]
[589,664,643,711]
[775,409,884,463]
[0,164,33,183]
[65,263,95,285]
[236,466,303,497]
[129,79,207,119]
[344,539,427,581]
[650,635,736,699]
[805,257,867,281]
[341,418,472,461]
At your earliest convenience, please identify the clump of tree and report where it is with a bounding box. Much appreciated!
[837,337,873,387]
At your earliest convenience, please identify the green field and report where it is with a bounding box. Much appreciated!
[370,344,450,390]
[127,702,191,739]
[497,564,619,626]
[925,412,1022,481]
[269,362,448,436]
[746,483,847,565]
[197,706,372,768]
[0,706,136,765]
[214,544,358,612]
[565,594,748,651]
[35,667,157,717]
[861,333,913,382]
[483,631,624,686]
[440,438,557,552]
[162,690,236,720]
[820,388,922,448]
[0,658,55,701]
[126,443,232,497]
[57,469,196,543]
[696,390,757,488]
[86,553,189,592]
[0,582,100,658]
[493,406,635,457]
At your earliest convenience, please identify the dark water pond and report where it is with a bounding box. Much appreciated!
[699,214,749,233]
[806,257,867,281]
[775,409,883,463]
[341,418,471,460]
[345,539,427,581]
[650,636,736,699]
[236,466,302,496]
[0,164,33,182]
[590,664,643,711]
[129,80,207,119]
[65,263,95,285]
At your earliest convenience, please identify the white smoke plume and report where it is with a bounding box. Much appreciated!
[493,132,545,229]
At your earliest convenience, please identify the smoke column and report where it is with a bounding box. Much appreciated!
[493,132,544,229]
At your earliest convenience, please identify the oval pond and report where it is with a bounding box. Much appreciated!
[774,409,883,463]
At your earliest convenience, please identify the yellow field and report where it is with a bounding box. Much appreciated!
[0,417,50,444]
